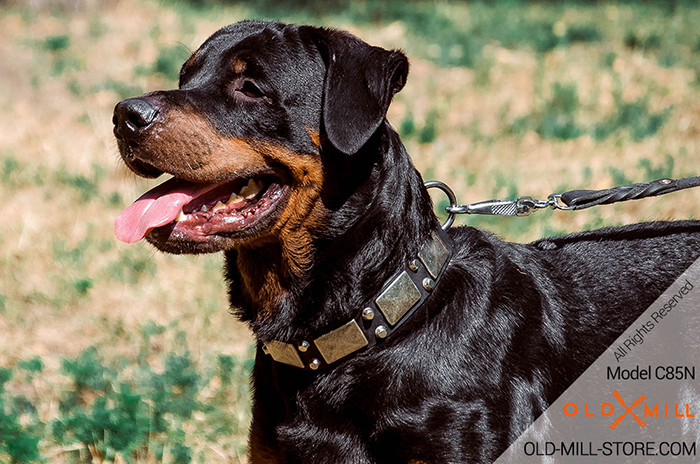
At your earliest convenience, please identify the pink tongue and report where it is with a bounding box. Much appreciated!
[115,178,218,243]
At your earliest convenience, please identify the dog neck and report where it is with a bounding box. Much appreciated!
[225,123,441,343]
[263,226,453,370]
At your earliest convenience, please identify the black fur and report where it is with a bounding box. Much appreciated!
[113,20,700,463]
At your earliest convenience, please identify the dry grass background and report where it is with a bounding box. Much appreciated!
[1,0,700,462]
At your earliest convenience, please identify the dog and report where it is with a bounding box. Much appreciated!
[112,20,700,463]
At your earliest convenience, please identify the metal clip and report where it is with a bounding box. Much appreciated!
[445,196,556,217]
[515,196,536,216]
[458,199,519,216]
[515,196,552,216]
[547,194,576,211]
[426,180,577,223]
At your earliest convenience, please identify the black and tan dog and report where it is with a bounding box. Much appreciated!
[112,20,700,463]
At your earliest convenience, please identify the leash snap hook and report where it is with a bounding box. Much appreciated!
[516,196,554,216]
[424,180,457,230]
[547,194,576,211]
[515,196,536,216]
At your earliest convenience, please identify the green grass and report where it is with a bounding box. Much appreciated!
[153,45,191,81]
[537,82,584,140]
[0,365,42,464]
[42,34,70,52]
[0,325,253,464]
[1,153,46,188]
[594,95,672,142]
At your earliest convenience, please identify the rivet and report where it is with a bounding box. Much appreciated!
[298,340,310,352]
[375,326,388,339]
[309,359,321,370]
[362,308,375,320]
[408,259,420,272]
[659,178,672,185]
[423,278,435,291]
[262,345,269,355]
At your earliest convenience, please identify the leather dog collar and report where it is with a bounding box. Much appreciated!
[262,227,454,371]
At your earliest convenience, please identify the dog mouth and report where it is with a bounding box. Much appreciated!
[115,168,290,245]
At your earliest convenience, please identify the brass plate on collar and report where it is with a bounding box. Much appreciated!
[314,320,368,365]
[375,271,421,326]
[418,232,449,279]
[264,340,305,369]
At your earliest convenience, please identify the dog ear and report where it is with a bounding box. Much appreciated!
[302,27,409,155]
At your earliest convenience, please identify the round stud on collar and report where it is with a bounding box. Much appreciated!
[409,259,420,272]
[309,359,321,370]
[362,308,375,320]
[422,278,435,291]
[298,340,310,352]
[375,326,388,339]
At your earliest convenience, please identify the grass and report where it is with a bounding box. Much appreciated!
[1,324,253,463]
[2,0,700,462]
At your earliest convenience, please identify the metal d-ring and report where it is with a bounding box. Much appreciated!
[424,180,457,230]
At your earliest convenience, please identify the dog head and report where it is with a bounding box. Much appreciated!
[113,20,408,256]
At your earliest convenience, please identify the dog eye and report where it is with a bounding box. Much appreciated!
[238,80,264,99]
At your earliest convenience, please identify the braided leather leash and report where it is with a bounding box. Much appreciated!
[425,176,700,229]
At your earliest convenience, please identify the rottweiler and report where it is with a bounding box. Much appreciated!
[112,20,700,463]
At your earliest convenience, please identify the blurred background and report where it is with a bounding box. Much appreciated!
[1,0,699,462]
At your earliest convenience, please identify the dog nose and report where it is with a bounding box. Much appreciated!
[113,98,158,140]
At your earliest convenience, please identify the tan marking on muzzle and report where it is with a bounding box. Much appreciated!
[137,108,328,318]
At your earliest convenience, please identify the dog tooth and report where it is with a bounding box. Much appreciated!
[212,201,226,212]
[227,192,244,206]
[236,178,249,194]
[239,178,261,199]
[201,205,208,212]
[176,209,188,222]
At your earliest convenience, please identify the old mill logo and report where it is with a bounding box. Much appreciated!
[563,390,695,430]
[609,390,646,430]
